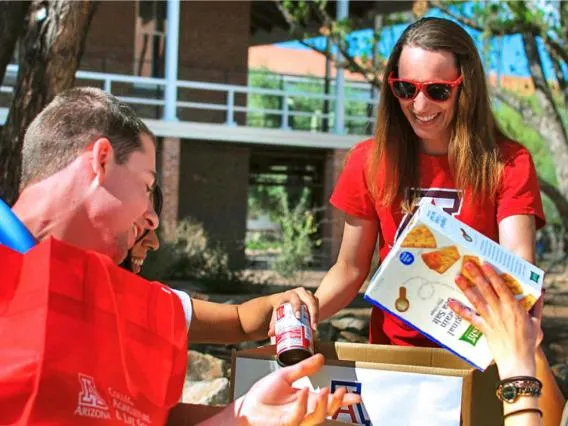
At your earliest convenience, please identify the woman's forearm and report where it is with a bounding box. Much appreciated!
[503,397,541,426]
[499,364,542,426]
[535,347,565,426]
[315,261,368,321]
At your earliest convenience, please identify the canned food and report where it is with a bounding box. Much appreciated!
[275,303,314,366]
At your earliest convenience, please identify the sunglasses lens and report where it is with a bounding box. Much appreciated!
[426,83,452,101]
[392,81,417,99]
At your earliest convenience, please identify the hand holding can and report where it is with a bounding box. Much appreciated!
[275,303,314,366]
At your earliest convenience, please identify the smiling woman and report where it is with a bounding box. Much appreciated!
[314,15,555,426]
[120,184,163,274]
[316,16,546,344]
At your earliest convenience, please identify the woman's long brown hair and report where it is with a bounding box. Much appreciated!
[369,17,505,211]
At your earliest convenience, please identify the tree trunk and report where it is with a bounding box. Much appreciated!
[0,1,30,84]
[521,33,568,199]
[0,0,98,205]
[539,177,568,232]
[539,177,568,257]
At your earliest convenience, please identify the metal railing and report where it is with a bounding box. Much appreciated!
[0,64,378,135]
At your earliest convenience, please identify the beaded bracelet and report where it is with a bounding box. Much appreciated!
[496,376,542,403]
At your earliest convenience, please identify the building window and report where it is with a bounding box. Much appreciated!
[134,0,167,77]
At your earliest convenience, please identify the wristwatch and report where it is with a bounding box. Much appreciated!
[496,376,542,403]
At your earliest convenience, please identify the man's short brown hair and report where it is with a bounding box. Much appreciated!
[20,87,155,190]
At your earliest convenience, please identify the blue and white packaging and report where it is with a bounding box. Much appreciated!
[364,201,544,370]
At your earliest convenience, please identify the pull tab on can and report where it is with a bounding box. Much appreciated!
[275,303,314,366]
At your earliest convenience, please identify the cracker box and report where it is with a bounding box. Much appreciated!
[364,201,544,370]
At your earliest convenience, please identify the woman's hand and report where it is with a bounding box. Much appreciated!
[268,287,319,335]
[448,262,543,379]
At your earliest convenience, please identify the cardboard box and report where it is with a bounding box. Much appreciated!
[364,202,544,370]
[231,342,502,426]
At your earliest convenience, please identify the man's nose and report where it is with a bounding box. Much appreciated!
[144,200,159,231]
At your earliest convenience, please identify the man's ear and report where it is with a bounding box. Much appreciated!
[91,138,114,184]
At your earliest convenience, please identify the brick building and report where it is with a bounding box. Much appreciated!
[1,1,414,268]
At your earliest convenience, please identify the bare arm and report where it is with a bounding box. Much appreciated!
[315,214,379,322]
[188,287,318,344]
[188,298,271,344]
[535,346,565,426]
[498,215,536,263]
[499,215,565,426]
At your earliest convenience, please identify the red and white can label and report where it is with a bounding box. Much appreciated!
[275,303,314,355]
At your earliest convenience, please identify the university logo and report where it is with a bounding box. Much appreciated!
[74,373,111,420]
[394,188,463,243]
[330,380,370,425]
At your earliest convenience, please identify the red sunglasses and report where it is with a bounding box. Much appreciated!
[388,72,463,102]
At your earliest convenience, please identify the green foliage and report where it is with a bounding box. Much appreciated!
[248,68,373,135]
[245,231,281,252]
[495,101,557,185]
[248,174,288,219]
[272,189,320,278]
[282,0,311,25]
[440,0,556,35]
[141,219,262,294]
[278,0,390,76]
[247,69,283,129]
[494,100,560,223]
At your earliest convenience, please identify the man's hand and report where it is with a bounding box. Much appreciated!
[236,353,361,426]
[268,287,319,336]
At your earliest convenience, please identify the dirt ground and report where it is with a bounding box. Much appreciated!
[539,268,568,365]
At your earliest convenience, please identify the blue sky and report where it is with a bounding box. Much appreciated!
[276,6,561,80]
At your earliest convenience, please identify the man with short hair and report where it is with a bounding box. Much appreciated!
[14,86,317,341]
[4,87,357,424]
[16,87,158,264]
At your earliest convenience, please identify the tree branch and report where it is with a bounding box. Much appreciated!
[545,44,568,104]
[0,1,30,84]
[273,0,383,88]
[523,32,568,143]
[432,1,568,72]
[0,0,98,203]
[430,0,542,35]
[543,38,568,70]
[493,85,568,199]
[539,177,568,232]
[492,87,537,126]
[492,87,568,230]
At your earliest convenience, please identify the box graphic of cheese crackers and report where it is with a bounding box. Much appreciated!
[364,201,544,370]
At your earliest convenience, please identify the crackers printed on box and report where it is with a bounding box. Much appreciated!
[421,246,461,274]
[461,255,482,284]
[500,273,524,296]
[401,224,437,248]
[519,294,537,311]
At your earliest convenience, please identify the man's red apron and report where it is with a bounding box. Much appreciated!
[0,238,188,425]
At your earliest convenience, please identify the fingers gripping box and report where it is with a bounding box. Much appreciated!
[364,202,544,370]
